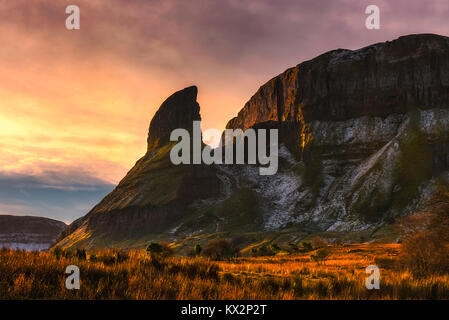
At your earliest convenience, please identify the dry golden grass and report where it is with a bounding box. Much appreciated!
[1,244,449,299]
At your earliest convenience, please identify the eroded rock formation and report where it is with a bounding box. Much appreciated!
[56,34,449,249]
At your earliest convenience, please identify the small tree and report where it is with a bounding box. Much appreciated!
[146,242,173,257]
[398,185,449,277]
[194,244,202,256]
[146,242,163,256]
[202,238,238,259]
[311,237,328,249]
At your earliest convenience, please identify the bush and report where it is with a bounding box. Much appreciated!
[146,242,173,257]
[399,186,449,277]
[299,241,313,252]
[202,238,238,259]
[194,244,202,256]
[311,237,328,249]
[310,248,329,264]
[400,230,449,277]
[146,242,163,255]
[96,249,129,265]
[249,245,275,257]
[159,242,174,257]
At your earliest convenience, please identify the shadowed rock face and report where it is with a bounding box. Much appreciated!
[57,34,449,249]
[147,86,201,151]
[0,215,66,251]
[55,86,220,248]
[227,34,449,130]
[226,33,449,157]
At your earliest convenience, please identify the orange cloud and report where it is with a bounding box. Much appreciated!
[1,0,449,189]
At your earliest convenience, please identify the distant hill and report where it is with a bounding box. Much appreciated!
[0,215,66,251]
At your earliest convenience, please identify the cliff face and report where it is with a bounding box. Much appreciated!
[228,34,449,128]
[223,34,449,232]
[147,86,201,151]
[0,215,66,251]
[55,87,220,248]
[57,34,449,249]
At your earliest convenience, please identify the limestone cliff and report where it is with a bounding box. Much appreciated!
[55,86,220,248]
[56,34,449,249]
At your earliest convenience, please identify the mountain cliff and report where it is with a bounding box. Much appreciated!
[55,86,221,248]
[0,215,66,251]
[56,34,449,250]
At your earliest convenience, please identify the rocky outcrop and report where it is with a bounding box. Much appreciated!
[147,86,201,151]
[0,215,66,251]
[223,33,449,232]
[56,34,449,249]
[227,34,449,157]
[227,34,449,128]
[55,87,220,249]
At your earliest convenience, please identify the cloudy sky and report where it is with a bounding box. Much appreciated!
[1,0,448,222]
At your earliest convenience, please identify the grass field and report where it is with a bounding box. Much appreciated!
[1,243,449,299]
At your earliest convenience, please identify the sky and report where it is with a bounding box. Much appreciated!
[1,0,449,223]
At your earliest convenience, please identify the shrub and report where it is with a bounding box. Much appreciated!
[399,186,449,277]
[249,245,275,257]
[146,242,173,257]
[95,249,129,265]
[159,242,174,257]
[194,244,202,256]
[146,242,163,256]
[269,243,280,252]
[310,248,329,264]
[202,238,238,259]
[311,237,328,249]
[299,241,313,252]
[400,230,449,277]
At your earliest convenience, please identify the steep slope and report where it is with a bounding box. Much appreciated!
[57,34,449,250]
[222,34,449,229]
[0,215,66,251]
[55,86,221,249]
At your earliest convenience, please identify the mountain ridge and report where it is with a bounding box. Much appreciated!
[0,215,66,251]
[55,33,449,250]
